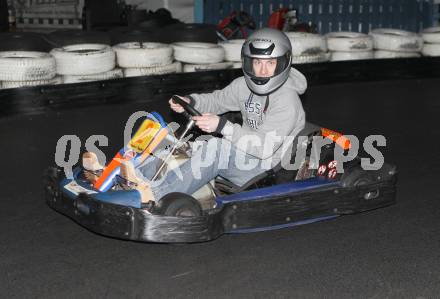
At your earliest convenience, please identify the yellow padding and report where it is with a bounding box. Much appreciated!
[129,119,161,153]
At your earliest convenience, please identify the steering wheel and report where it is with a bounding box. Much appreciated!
[171,95,202,117]
[151,96,201,182]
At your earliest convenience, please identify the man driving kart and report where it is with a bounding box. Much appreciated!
[82,27,307,208]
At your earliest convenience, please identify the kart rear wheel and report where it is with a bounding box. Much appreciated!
[340,167,373,188]
[156,192,202,217]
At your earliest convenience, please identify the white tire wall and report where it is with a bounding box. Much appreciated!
[285,32,327,55]
[369,29,423,52]
[291,52,330,64]
[123,62,182,77]
[422,43,440,56]
[183,62,233,73]
[326,32,373,52]
[421,27,440,44]
[172,42,225,64]
[374,50,421,59]
[1,76,62,89]
[0,51,56,81]
[330,51,373,61]
[232,62,242,69]
[113,42,173,68]
[219,39,245,62]
[50,44,115,75]
[63,69,123,83]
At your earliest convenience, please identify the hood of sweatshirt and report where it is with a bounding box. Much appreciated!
[286,68,307,95]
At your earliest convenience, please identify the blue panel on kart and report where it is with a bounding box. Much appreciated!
[150,111,167,128]
[59,168,90,199]
[60,177,91,200]
[93,190,141,208]
[230,215,339,233]
[217,178,339,204]
[60,169,142,208]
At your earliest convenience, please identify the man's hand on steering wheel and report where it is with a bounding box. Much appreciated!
[169,96,190,114]
[192,114,220,133]
[169,95,220,133]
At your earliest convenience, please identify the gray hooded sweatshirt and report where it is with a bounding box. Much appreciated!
[190,68,307,167]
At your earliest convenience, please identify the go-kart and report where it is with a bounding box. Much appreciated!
[44,96,397,243]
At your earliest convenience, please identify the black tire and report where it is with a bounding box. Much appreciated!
[153,8,173,20]
[109,26,160,45]
[156,192,202,217]
[137,8,181,29]
[340,167,373,188]
[137,18,166,29]
[45,30,111,48]
[0,32,51,52]
[138,18,180,30]
[161,23,218,44]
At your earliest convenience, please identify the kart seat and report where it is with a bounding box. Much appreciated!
[214,122,321,194]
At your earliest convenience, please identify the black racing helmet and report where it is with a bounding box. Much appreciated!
[242,28,292,95]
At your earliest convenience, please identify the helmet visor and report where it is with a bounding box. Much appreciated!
[242,53,291,84]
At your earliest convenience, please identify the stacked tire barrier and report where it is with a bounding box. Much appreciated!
[0,51,61,89]
[50,44,123,84]
[326,32,374,61]
[113,42,181,77]
[219,39,245,69]
[369,28,423,59]
[286,32,330,64]
[45,31,122,84]
[3,25,440,89]
[421,27,440,57]
[172,42,232,73]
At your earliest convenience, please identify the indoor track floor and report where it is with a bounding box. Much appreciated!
[1,77,439,298]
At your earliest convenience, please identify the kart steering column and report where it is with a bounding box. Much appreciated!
[151,96,202,181]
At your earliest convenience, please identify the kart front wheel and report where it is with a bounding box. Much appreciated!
[156,193,202,217]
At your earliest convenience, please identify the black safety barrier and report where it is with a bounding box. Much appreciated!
[2,57,440,118]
